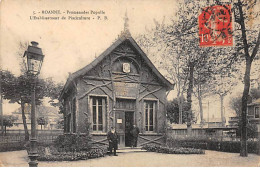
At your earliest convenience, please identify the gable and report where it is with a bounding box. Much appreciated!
[60,36,173,100]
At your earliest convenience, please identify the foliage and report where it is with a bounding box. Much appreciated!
[0,71,62,106]
[236,123,258,138]
[37,146,107,161]
[232,0,260,156]
[166,98,195,124]
[0,115,18,128]
[0,141,26,152]
[54,133,92,152]
[55,117,64,129]
[229,93,255,117]
[142,144,205,154]
[229,94,258,138]
[44,78,64,107]
[166,137,260,154]
[137,1,237,125]
[37,116,49,129]
[0,115,18,134]
[0,69,63,140]
[229,94,243,117]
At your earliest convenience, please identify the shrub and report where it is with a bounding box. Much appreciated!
[142,144,205,154]
[54,133,92,152]
[0,142,26,152]
[37,132,108,161]
[166,137,260,154]
[38,147,108,161]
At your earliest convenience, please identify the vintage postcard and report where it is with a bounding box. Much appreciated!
[0,0,259,167]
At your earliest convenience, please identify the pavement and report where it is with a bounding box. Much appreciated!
[0,149,259,167]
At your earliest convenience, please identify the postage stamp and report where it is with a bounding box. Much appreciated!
[199,4,233,46]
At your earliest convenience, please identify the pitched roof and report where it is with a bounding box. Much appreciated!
[247,98,260,106]
[60,35,174,100]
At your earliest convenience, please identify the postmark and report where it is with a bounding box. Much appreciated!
[199,4,233,46]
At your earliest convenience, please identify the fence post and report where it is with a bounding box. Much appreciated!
[51,128,53,142]
[19,129,21,142]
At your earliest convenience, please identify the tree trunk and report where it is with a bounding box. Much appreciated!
[220,95,225,126]
[21,102,30,141]
[240,59,252,157]
[178,94,183,124]
[198,83,204,124]
[0,79,4,136]
[186,62,194,136]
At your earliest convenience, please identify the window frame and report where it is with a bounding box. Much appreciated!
[255,106,259,119]
[67,100,72,133]
[71,97,77,133]
[143,98,158,133]
[89,94,108,133]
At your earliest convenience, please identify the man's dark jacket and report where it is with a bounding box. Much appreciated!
[131,127,140,138]
[107,131,118,149]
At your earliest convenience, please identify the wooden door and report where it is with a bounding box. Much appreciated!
[125,111,134,147]
[115,110,125,148]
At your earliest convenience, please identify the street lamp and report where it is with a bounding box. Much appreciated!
[23,41,44,167]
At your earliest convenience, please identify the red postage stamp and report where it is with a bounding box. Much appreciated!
[199,4,233,47]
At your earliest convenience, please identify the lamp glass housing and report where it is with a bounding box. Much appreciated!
[24,42,44,75]
[26,54,44,75]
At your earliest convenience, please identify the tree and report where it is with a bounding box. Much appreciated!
[55,117,64,129]
[137,1,215,128]
[230,94,243,117]
[233,0,260,156]
[0,115,18,135]
[166,97,195,124]
[1,70,43,140]
[37,116,48,130]
[211,73,238,125]
[0,70,63,140]
[229,94,258,138]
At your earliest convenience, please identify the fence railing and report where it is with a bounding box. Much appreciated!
[0,129,63,144]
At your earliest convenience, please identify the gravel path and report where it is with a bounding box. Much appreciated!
[0,150,259,167]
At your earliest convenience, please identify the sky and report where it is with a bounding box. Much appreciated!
[0,0,177,82]
[0,0,259,123]
[0,0,178,114]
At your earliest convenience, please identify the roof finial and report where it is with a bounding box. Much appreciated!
[124,10,129,33]
[120,9,131,38]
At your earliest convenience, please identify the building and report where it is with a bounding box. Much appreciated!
[11,104,61,130]
[228,98,260,137]
[247,98,260,124]
[247,98,260,136]
[205,117,225,128]
[59,21,173,148]
[228,116,239,127]
[228,98,260,126]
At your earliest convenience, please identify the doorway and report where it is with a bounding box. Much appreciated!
[125,111,134,147]
[115,98,135,148]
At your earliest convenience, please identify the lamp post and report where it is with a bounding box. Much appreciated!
[23,41,44,167]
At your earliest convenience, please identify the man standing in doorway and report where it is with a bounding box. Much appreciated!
[107,127,118,156]
[131,125,140,148]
